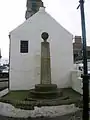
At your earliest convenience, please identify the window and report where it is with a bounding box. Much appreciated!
[32,3,37,12]
[20,41,28,53]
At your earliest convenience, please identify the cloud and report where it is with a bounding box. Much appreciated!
[43,0,90,43]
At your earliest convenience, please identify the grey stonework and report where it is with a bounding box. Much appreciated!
[40,41,51,84]
[25,0,44,19]
[27,32,59,99]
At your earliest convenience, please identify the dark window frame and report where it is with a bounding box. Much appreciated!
[20,40,28,53]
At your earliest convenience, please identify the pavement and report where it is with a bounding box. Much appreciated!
[0,110,82,120]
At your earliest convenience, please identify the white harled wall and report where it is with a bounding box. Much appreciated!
[9,8,73,90]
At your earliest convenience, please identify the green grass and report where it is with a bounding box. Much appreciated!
[1,88,82,101]
[62,88,82,99]
[0,88,83,110]
[0,90,34,110]
[1,90,29,101]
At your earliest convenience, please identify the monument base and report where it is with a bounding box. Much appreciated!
[27,84,63,99]
[35,84,57,92]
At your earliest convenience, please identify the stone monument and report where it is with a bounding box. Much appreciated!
[29,32,62,99]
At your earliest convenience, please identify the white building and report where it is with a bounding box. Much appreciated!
[9,7,73,90]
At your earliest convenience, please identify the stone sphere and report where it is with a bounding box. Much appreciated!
[41,32,49,41]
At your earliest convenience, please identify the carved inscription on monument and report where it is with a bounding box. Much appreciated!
[40,32,51,84]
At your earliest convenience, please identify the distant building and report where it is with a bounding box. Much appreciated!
[25,0,44,19]
[73,36,90,62]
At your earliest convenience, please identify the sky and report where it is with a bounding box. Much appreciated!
[0,0,90,58]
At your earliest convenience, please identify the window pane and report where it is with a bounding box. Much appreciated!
[20,41,28,53]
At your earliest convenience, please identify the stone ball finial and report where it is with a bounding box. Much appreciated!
[41,32,49,42]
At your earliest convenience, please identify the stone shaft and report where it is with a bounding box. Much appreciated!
[40,42,51,84]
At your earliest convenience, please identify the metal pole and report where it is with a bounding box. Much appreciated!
[78,0,89,119]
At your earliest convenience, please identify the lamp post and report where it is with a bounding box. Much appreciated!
[77,0,89,119]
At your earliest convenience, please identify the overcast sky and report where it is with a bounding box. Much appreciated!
[0,0,90,58]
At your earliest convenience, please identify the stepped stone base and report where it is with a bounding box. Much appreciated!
[35,84,57,92]
[27,84,63,99]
